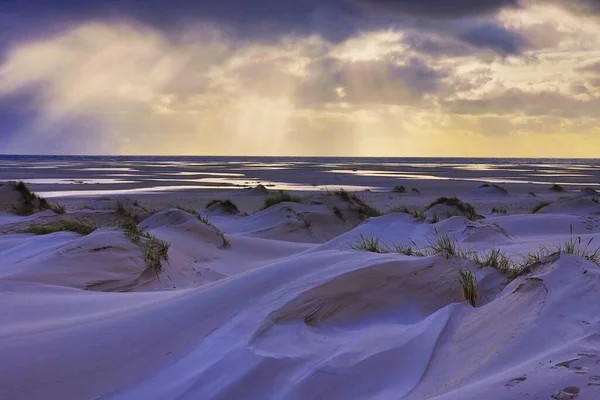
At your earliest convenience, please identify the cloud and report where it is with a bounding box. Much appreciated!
[457,22,525,54]
[354,0,519,18]
[577,61,600,74]
[1,23,445,154]
[0,0,531,55]
[0,0,367,45]
[3,1,600,156]
[334,57,443,105]
[443,88,600,118]
[357,0,600,19]
[296,46,444,108]
[402,33,474,58]
[545,0,600,15]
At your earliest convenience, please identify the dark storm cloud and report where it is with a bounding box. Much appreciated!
[0,88,39,146]
[357,0,600,18]
[4,0,600,45]
[402,33,473,58]
[353,0,520,18]
[457,23,525,55]
[0,0,554,56]
[1,0,364,43]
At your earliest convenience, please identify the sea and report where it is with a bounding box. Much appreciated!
[0,155,598,197]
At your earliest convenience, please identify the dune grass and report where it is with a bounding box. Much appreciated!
[428,231,457,256]
[333,188,353,202]
[350,230,475,259]
[131,199,147,211]
[556,225,600,264]
[457,269,479,307]
[531,201,552,213]
[520,247,550,267]
[479,183,508,194]
[174,205,230,248]
[490,222,512,238]
[512,240,598,279]
[334,188,382,219]
[424,197,478,221]
[389,205,425,221]
[350,234,427,256]
[10,181,50,215]
[205,199,239,214]
[427,230,475,258]
[505,225,600,279]
[331,205,344,220]
[412,208,426,221]
[114,198,147,219]
[120,217,169,274]
[392,243,427,257]
[22,220,97,236]
[559,238,600,264]
[261,191,303,210]
[120,217,145,244]
[204,216,231,248]
[141,235,170,274]
[49,203,66,214]
[480,248,512,272]
[351,234,389,253]
[115,200,133,218]
[348,229,520,280]
[349,224,599,283]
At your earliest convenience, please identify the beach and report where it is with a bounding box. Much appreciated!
[1,157,599,399]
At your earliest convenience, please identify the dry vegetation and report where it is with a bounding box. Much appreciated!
[350,234,390,253]
[531,201,552,213]
[424,197,478,221]
[480,183,508,194]
[262,191,303,210]
[334,188,382,219]
[205,199,239,214]
[457,269,479,307]
[112,201,170,274]
[349,223,600,283]
[22,220,97,236]
[49,203,66,214]
[9,181,51,215]
[174,205,231,248]
[120,217,170,275]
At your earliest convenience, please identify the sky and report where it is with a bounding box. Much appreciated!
[1,0,600,157]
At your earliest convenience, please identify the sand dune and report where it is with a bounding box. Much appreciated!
[1,182,600,399]
[535,197,600,216]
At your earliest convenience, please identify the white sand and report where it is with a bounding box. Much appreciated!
[1,175,600,399]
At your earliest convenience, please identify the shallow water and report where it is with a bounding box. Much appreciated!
[2,156,599,197]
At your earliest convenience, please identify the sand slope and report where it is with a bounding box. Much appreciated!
[1,188,600,399]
